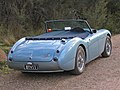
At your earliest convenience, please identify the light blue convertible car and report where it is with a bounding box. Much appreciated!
[7,19,112,75]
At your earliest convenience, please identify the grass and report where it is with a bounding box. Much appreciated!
[1,46,10,54]
[0,61,11,74]
[0,43,11,54]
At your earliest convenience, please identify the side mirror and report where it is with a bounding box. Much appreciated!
[92,29,97,33]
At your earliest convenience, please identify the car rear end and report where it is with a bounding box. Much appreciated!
[7,39,65,72]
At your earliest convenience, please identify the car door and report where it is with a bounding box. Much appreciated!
[88,33,99,61]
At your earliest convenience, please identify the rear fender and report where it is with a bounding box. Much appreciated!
[8,38,26,58]
[58,37,88,70]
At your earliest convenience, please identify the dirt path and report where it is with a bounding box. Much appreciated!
[0,35,120,90]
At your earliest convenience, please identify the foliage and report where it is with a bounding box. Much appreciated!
[0,45,10,54]
[0,61,11,74]
[0,0,120,45]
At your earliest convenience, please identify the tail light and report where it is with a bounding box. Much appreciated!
[47,29,52,32]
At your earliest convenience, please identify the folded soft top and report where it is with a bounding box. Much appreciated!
[26,30,89,40]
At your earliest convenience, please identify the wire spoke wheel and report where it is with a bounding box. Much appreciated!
[71,46,86,75]
[106,38,112,56]
[77,46,85,72]
[102,36,112,57]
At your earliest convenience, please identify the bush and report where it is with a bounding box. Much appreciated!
[0,61,11,74]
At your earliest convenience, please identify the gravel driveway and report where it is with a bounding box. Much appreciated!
[0,35,120,90]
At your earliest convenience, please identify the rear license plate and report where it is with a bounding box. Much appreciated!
[25,64,38,70]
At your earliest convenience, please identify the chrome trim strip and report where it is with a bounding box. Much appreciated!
[21,70,64,73]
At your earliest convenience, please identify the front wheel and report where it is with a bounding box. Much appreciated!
[71,46,86,75]
[102,36,112,57]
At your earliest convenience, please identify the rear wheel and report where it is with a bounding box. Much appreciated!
[71,46,86,75]
[102,36,112,57]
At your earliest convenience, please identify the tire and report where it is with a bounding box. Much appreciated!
[71,46,86,75]
[102,36,112,57]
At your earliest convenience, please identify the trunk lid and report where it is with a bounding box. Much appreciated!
[12,40,60,62]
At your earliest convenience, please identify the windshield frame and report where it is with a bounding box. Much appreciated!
[45,19,92,33]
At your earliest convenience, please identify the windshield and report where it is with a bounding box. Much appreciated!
[46,20,91,32]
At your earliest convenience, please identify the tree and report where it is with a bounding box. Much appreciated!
[84,0,108,29]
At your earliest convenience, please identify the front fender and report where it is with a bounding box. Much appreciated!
[58,37,88,70]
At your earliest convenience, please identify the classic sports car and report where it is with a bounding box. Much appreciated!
[7,19,112,75]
